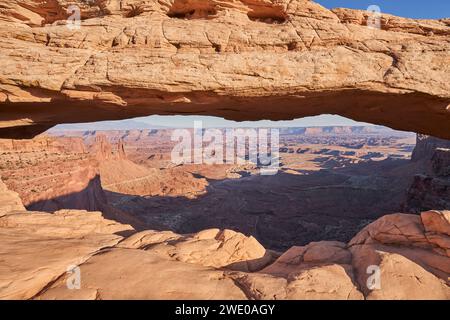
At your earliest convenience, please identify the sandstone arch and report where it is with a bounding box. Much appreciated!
[0,0,449,138]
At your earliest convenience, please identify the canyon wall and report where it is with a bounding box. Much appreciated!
[0,136,86,153]
[412,134,450,162]
[0,132,208,215]
[0,174,25,215]
[0,0,448,300]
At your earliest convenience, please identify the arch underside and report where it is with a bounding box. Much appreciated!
[0,0,449,138]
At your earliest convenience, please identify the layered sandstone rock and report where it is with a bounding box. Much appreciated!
[240,241,364,300]
[33,211,450,300]
[25,166,108,212]
[0,177,448,300]
[88,131,209,198]
[405,174,450,213]
[406,136,450,213]
[99,158,209,198]
[118,228,276,272]
[93,134,113,161]
[432,148,450,177]
[0,133,209,218]
[0,209,133,299]
[0,0,449,139]
[0,176,25,215]
[1,149,446,299]
[0,136,86,153]
[349,212,450,299]
[411,135,450,162]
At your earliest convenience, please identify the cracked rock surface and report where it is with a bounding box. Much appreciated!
[0,177,448,300]
[0,0,449,138]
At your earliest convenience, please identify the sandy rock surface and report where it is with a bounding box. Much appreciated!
[0,0,449,139]
[1,174,448,300]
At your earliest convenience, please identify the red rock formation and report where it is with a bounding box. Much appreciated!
[0,209,133,299]
[0,1,449,139]
[93,134,113,161]
[412,134,450,162]
[405,136,450,213]
[117,138,127,160]
[0,136,106,212]
[99,159,208,198]
[349,212,450,299]
[0,175,25,215]
[27,171,107,212]
[0,136,86,153]
[92,134,129,161]
[432,148,450,176]
[0,0,448,301]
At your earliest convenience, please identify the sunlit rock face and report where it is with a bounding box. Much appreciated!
[0,175,25,215]
[412,135,450,162]
[0,0,449,301]
[405,135,450,213]
[0,0,449,138]
[0,176,449,300]
[0,136,107,212]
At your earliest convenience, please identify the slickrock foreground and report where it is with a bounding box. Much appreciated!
[0,178,448,300]
[0,0,449,138]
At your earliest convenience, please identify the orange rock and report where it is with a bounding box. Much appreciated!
[421,210,450,236]
[0,175,25,215]
[0,1,449,139]
[350,245,449,300]
[0,176,449,300]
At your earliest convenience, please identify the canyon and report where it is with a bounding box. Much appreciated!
[0,123,449,300]
[0,0,449,138]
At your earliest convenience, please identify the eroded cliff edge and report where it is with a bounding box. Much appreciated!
[0,0,449,138]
